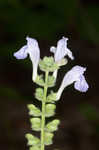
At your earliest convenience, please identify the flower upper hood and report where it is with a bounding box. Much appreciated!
[50,37,74,62]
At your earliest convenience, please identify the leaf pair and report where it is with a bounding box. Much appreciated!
[28,103,56,118]
[36,75,56,87]
[25,132,54,146]
[30,117,60,133]
[35,88,57,103]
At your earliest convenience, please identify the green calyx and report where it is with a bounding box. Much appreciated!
[35,75,55,88]
[44,132,54,145]
[30,118,41,131]
[45,119,60,132]
[47,91,57,103]
[35,75,45,87]
[39,57,59,72]
[35,88,44,101]
[56,58,68,67]
[27,104,41,117]
[47,75,55,87]
[45,104,56,117]
[25,134,40,146]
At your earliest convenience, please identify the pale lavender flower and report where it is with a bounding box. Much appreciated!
[50,37,74,78]
[56,66,89,100]
[50,37,74,62]
[14,36,40,81]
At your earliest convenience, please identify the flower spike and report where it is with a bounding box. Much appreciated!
[14,37,40,81]
[56,66,89,100]
[13,37,89,150]
[50,37,74,79]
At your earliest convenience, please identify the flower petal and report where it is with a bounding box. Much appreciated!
[26,36,40,65]
[50,46,56,53]
[74,75,89,92]
[54,37,74,62]
[26,37,40,81]
[13,45,28,59]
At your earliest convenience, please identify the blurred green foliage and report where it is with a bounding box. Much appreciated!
[79,103,99,135]
[0,0,77,39]
[0,86,22,100]
[0,0,99,44]
[79,103,99,121]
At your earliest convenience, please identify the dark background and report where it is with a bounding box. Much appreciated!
[0,0,99,150]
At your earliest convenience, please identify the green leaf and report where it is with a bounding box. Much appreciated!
[25,134,40,146]
[27,104,41,117]
[30,118,41,131]
[45,119,60,132]
[47,91,57,103]
[45,104,56,117]
[29,146,40,150]
[47,75,55,87]
[44,132,54,145]
[35,88,44,101]
[35,75,45,87]
[39,57,59,72]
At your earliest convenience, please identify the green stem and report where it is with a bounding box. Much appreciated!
[41,71,48,150]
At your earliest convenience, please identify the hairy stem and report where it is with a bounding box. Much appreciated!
[41,71,48,150]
